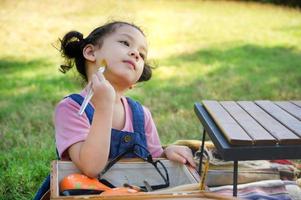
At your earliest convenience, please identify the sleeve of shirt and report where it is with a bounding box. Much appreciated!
[143,106,164,158]
[54,98,90,160]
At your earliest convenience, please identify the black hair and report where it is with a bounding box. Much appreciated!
[59,21,152,82]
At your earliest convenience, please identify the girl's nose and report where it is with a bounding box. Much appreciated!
[129,50,139,61]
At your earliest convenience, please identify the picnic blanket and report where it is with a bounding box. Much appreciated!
[191,140,301,186]
[173,140,301,199]
[210,180,301,200]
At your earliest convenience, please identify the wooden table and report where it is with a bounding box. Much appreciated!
[194,100,301,196]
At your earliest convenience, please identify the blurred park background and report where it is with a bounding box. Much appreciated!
[0,0,301,199]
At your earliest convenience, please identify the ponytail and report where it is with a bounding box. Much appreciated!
[59,31,87,81]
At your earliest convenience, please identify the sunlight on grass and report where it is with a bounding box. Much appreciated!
[9,85,37,96]
[155,66,180,80]
[1,0,301,60]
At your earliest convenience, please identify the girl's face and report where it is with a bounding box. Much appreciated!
[94,24,148,89]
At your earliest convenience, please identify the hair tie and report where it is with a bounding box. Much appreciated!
[78,34,85,44]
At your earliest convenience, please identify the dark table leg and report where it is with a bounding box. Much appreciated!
[233,160,238,196]
[198,129,206,175]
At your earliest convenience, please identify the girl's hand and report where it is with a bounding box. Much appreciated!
[163,145,196,168]
[91,72,115,109]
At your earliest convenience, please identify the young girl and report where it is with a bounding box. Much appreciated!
[55,21,196,178]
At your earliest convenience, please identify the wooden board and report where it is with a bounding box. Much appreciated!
[275,101,301,121]
[255,100,301,138]
[202,100,253,145]
[291,100,301,108]
[237,101,300,145]
[220,101,276,145]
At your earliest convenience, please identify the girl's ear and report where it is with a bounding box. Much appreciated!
[129,84,136,89]
[83,44,96,62]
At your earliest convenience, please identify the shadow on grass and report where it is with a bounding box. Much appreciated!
[0,56,78,162]
[144,44,301,112]
[0,58,44,69]
[2,44,300,117]
[2,45,301,144]
[0,58,79,199]
[127,44,301,144]
[0,58,80,121]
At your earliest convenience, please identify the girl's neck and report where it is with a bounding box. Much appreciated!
[114,89,127,104]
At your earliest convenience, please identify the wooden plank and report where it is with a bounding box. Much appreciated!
[275,101,301,121]
[255,101,301,138]
[220,101,276,145]
[51,161,59,199]
[291,100,301,108]
[202,100,253,145]
[238,101,301,145]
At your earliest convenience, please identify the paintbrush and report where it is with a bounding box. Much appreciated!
[78,60,107,116]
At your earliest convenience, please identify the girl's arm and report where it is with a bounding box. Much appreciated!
[69,74,115,177]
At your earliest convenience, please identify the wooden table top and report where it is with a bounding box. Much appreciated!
[202,100,301,146]
[194,100,301,161]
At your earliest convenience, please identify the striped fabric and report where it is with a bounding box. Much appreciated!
[210,180,301,200]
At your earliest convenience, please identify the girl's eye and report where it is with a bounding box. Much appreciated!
[119,41,129,46]
[139,53,145,60]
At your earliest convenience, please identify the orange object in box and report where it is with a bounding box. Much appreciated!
[60,173,111,192]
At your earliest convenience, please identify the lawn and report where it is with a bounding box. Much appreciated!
[0,0,301,199]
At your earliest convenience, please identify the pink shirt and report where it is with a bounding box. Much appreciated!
[55,92,163,160]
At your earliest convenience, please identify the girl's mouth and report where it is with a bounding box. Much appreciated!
[123,60,136,70]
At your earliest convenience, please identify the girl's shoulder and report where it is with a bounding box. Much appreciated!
[56,95,81,108]
[55,94,84,116]
[54,94,91,126]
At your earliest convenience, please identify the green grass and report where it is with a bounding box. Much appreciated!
[1,0,301,199]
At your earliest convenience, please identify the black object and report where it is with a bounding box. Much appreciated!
[60,189,103,196]
[98,143,170,191]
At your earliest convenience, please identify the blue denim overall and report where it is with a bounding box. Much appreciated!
[34,94,148,199]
